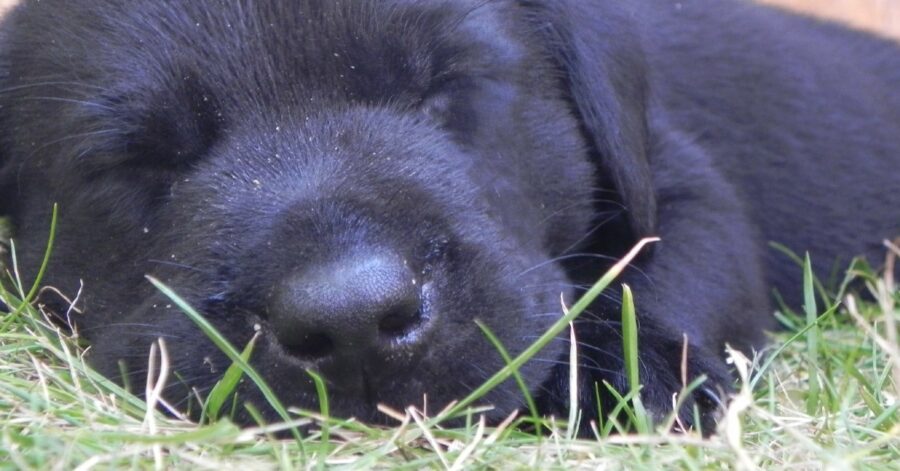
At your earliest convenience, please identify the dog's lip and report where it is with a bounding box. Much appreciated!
[262,324,428,383]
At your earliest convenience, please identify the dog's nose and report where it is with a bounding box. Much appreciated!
[269,252,428,367]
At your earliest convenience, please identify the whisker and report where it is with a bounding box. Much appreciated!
[528,357,620,377]
[557,211,624,257]
[540,202,623,225]
[146,259,210,274]
[21,95,116,112]
[24,128,123,161]
[0,80,108,95]
[517,253,620,277]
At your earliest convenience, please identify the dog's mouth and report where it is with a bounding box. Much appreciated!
[263,326,433,398]
[149,277,560,425]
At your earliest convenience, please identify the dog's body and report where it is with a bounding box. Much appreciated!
[1,0,898,430]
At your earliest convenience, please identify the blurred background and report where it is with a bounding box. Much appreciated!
[0,0,898,40]
[758,0,900,39]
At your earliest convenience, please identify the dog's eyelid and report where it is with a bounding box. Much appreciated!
[420,91,453,122]
[418,73,477,121]
[426,60,484,92]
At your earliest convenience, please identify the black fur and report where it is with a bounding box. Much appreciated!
[1,0,898,431]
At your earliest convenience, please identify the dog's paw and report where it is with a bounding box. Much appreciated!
[627,334,731,434]
[541,321,734,436]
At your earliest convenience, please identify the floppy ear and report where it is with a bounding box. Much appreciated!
[520,0,656,238]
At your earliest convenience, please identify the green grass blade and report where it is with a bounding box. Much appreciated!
[147,276,305,446]
[432,237,659,424]
[24,203,58,304]
[749,302,839,389]
[306,370,330,423]
[600,381,643,436]
[475,320,542,434]
[621,284,640,397]
[204,334,258,423]
[770,242,831,303]
[306,369,331,468]
[803,253,821,415]
[593,382,606,437]
[620,284,650,433]
[566,319,579,440]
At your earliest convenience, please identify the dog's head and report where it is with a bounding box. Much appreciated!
[0,0,653,422]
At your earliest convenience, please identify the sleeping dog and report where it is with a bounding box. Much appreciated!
[1,0,898,431]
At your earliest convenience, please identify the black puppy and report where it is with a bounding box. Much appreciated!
[1,0,898,430]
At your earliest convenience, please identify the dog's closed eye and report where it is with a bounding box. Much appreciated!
[126,79,223,171]
[418,75,488,137]
[75,75,223,173]
[420,88,455,124]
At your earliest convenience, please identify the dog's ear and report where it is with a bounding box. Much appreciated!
[521,1,656,238]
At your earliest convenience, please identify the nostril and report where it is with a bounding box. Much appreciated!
[283,332,335,359]
[270,250,432,361]
[378,308,424,339]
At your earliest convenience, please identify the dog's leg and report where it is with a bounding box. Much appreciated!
[539,123,773,434]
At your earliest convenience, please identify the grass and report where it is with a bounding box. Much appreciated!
[1,222,899,469]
